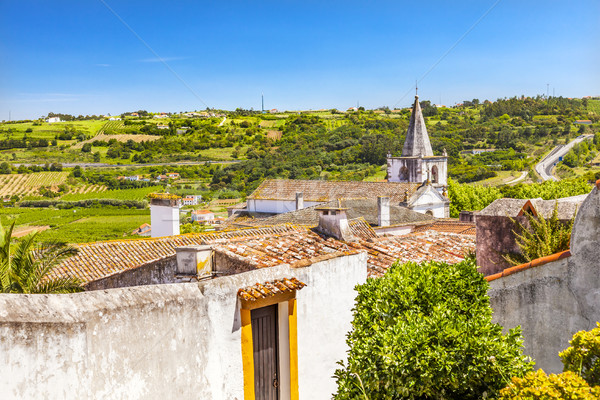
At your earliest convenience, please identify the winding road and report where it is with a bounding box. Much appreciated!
[534,135,594,181]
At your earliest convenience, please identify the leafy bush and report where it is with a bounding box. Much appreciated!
[503,203,574,266]
[498,370,600,399]
[334,257,533,399]
[560,322,600,387]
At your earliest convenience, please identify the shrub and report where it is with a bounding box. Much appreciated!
[498,370,600,399]
[560,322,600,387]
[334,257,533,400]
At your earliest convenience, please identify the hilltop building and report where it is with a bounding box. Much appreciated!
[386,95,448,194]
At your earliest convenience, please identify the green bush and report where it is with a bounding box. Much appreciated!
[499,370,600,399]
[334,257,533,400]
[560,322,600,387]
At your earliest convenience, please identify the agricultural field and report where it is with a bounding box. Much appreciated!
[98,120,125,134]
[198,146,246,160]
[0,120,107,139]
[266,130,282,140]
[60,185,162,201]
[0,172,69,197]
[0,207,150,243]
[587,99,600,114]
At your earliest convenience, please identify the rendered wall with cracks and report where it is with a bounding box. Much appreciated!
[488,184,600,372]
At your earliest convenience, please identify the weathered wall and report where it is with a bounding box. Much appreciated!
[85,257,177,291]
[488,185,600,372]
[477,215,525,275]
[296,252,367,399]
[0,252,367,400]
[387,156,447,187]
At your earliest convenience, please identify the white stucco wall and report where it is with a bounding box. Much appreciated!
[374,225,414,236]
[296,252,367,398]
[150,205,180,237]
[247,199,322,214]
[0,252,368,400]
[410,203,447,218]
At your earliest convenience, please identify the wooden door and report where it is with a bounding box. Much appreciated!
[251,304,279,400]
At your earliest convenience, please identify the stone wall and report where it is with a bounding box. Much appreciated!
[0,252,367,400]
[488,184,600,372]
[477,215,526,276]
[85,256,177,291]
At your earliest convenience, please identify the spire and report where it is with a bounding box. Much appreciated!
[401,95,434,157]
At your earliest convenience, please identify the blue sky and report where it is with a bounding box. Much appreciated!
[1,1,598,120]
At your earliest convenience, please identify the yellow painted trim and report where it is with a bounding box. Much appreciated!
[288,299,300,400]
[241,309,255,400]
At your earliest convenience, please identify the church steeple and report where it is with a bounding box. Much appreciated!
[401,95,434,157]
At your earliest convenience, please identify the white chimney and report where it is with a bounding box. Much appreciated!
[315,206,354,241]
[296,192,304,210]
[175,245,213,278]
[150,196,181,237]
[378,196,390,227]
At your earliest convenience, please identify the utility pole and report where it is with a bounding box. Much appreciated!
[546,83,550,98]
[261,93,264,113]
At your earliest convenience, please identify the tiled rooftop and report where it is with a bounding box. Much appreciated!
[225,198,433,229]
[248,179,420,203]
[478,196,585,219]
[237,277,306,302]
[350,231,475,277]
[49,225,307,285]
[411,220,476,235]
[53,223,474,285]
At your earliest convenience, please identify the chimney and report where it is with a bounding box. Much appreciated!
[175,245,213,278]
[378,196,390,227]
[295,192,304,210]
[150,195,181,237]
[315,206,354,241]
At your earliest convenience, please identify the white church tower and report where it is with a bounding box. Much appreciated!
[387,94,448,193]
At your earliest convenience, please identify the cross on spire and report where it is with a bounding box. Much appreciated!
[415,80,418,96]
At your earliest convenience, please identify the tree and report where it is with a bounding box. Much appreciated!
[503,203,574,266]
[0,221,82,294]
[334,257,533,400]
[0,162,11,175]
[81,143,92,153]
[560,322,600,387]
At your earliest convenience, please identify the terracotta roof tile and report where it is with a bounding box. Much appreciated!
[238,277,306,302]
[49,225,307,285]
[53,225,475,285]
[248,179,420,203]
[226,198,433,229]
[486,249,571,282]
[412,220,476,235]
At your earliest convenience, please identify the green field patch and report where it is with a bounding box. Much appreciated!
[0,207,150,243]
[587,99,600,114]
[73,133,160,149]
[198,146,245,160]
[60,185,162,201]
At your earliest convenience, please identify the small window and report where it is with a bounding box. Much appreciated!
[431,165,439,183]
[426,210,433,216]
